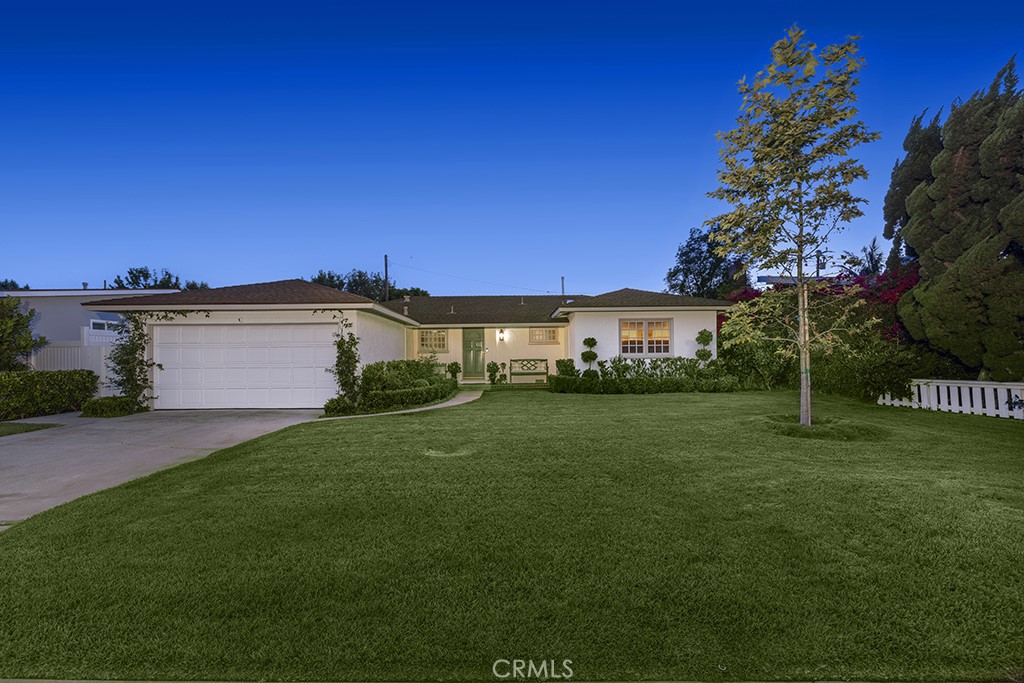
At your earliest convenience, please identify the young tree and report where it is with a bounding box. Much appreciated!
[310,269,347,290]
[0,297,47,371]
[664,226,747,298]
[840,236,885,277]
[112,267,182,289]
[707,26,880,426]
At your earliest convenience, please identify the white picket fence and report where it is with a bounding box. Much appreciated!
[878,379,1024,420]
[30,343,116,397]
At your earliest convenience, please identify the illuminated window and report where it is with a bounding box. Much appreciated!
[620,320,671,355]
[529,328,558,344]
[419,329,448,353]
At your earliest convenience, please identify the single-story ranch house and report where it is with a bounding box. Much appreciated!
[84,280,731,409]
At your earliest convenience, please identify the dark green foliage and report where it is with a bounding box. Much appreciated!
[310,269,429,301]
[105,313,159,406]
[445,361,462,380]
[718,337,797,391]
[358,379,458,413]
[322,396,356,417]
[0,297,47,371]
[581,369,599,381]
[549,374,739,394]
[882,112,943,269]
[665,226,747,298]
[554,358,579,377]
[580,350,597,367]
[0,370,98,419]
[694,328,713,366]
[325,317,360,401]
[359,357,442,394]
[80,396,147,418]
[582,337,597,349]
[841,237,886,277]
[183,280,209,290]
[112,267,183,290]
[0,279,29,290]
[899,60,1024,379]
[486,361,507,385]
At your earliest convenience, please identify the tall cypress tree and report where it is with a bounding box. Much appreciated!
[881,112,942,270]
[898,59,1024,380]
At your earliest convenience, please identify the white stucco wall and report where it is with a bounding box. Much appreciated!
[3,294,121,342]
[354,310,408,367]
[567,310,720,364]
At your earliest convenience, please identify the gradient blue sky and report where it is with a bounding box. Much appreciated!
[3,1,1022,295]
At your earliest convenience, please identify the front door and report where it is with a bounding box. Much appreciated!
[462,328,485,378]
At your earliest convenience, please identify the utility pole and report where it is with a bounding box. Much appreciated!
[384,254,389,302]
[561,275,565,300]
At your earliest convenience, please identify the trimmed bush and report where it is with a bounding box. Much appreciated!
[323,395,357,417]
[548,374,739,395]
[360,357,442,394]
[0,370,98,420]
[358,379,458,414]
[80,396,147,418]
[554,358,579,377]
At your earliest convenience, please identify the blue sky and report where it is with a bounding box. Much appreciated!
[3,1,1022,295]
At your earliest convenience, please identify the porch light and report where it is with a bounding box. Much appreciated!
[498,329,505,342]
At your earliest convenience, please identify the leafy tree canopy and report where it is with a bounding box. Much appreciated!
[664,226,748,298]
[309,268,428,301]
[897,58,1024,380]
[113,267,181,290]
[0,297,47,371]
[0,279,29,291]
[882,111,943,269]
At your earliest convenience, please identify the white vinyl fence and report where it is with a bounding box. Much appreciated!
[878,379,1024,420]
[30,342,115,397]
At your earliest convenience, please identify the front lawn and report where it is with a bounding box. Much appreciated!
[0,422,57,437]
[0,392,1020,681]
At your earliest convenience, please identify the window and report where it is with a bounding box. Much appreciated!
[419,329,448,353]
[90,320,114,332]
[529,328,558,344]
[620,320,671,355]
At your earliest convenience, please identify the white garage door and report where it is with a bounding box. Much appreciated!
[154,324,338,409]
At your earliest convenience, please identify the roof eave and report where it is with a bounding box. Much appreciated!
[551,304,731,317]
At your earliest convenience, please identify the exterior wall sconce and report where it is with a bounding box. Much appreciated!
[498,329,505,342]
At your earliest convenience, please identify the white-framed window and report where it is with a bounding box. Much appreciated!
[529,328,558,344]
[419,329,448,353]
[90,319,115,332]
[620,319,671,355]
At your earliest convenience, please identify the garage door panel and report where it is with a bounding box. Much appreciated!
[181,327,204,344]
[154,323,338,409]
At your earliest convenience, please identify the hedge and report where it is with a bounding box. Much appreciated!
[0,370,99,420]
[357,378,459,414]
[80,396,147,418]
[548,374,740,395]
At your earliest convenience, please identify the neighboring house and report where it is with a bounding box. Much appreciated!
[84,280,731,409]
[0,288,178,389]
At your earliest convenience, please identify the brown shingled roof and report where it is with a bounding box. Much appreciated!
[382,295,580,325]
[83,279,376,308]
[556,287,731,309]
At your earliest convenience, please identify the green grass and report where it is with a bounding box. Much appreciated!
[0,391,1021,681]
[0,422,57,437]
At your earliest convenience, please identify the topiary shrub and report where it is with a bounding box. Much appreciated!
[486,361,507,385]
[581,369,599,381]
[445,361,462,380]
[0,370,98,420]
[581,337,598,370]
[80,396,147,418]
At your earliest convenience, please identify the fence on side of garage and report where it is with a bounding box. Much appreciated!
[878,379,1024,420]
[31,342,115,397]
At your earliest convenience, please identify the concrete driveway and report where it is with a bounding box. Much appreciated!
[0,409,318,526]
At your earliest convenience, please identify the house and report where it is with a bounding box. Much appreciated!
[1,287,178,386]
[83,279,731,409]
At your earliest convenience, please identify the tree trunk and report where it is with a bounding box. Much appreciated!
[797,281,812,427]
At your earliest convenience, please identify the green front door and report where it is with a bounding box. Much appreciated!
[462,328,485,378]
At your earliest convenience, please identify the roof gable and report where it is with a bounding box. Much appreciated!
[558,287,731,309]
